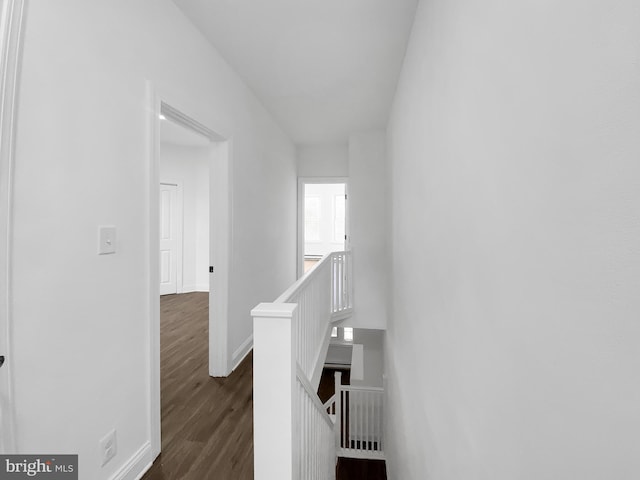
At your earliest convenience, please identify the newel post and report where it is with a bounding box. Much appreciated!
[252,302,298,480]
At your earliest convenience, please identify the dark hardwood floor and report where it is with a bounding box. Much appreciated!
[318,367,351,404]
[142,293,253,480]
[336,458,387,480]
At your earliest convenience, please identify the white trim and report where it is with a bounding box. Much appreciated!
[160,103,220,141]
[109,441,153,480]
[231,334,253,371]
[297,177,349,278]
[181,284,210,293]
[175,183,184,293]
[339,385,384,393]
[209,139,232,377]
[147,86,233,459]
[146,84,162,459]
[0,0,25,454]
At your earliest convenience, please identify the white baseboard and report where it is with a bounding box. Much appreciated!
[232,334,253,371]
[110,441,153,480]
[182,284,209,293]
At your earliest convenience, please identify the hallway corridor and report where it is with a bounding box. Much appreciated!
[143,293,253,479]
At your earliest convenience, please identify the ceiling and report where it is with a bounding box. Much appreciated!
[172,0,418,145]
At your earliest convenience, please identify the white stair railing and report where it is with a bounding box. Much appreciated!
[296,365,336,480]
[328,372,385,460]
[330,251,352,319]
[273,251,352,383]
[252,251,352,480]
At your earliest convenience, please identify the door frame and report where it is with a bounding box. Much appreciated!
[297,177,349,278]
[147,87,232,458]
[159,182,184,295]
[0,0,26,454]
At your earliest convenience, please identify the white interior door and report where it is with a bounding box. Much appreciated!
[160,183,178,295]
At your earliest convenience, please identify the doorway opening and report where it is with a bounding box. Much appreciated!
[159,116,211,295]
[298,178,348,277]
[149,98,231,458]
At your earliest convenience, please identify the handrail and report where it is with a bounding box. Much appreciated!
[296,364,333,428]
[323,394,336,411]
[338,385,384,393]
[252,250,352,480]
[282,251,352,383]
[273,250,351,310]
[275,252,333,303]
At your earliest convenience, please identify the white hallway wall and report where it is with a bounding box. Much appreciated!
[297,144,349,178]
[385,0,640,479]
[348,131,388,330]
[160,143,210,292]
[11,1,296,479]
[350,329,384,388]
[296,138,390,331]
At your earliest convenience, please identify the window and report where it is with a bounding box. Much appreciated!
[331,327,338,338]
[343,327,353,342]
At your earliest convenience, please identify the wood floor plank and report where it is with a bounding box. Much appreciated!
[142,293,254,480]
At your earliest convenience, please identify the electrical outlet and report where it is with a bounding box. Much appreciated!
[99,429,117,467]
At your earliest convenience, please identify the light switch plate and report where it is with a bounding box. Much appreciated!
[98,226,116,255]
